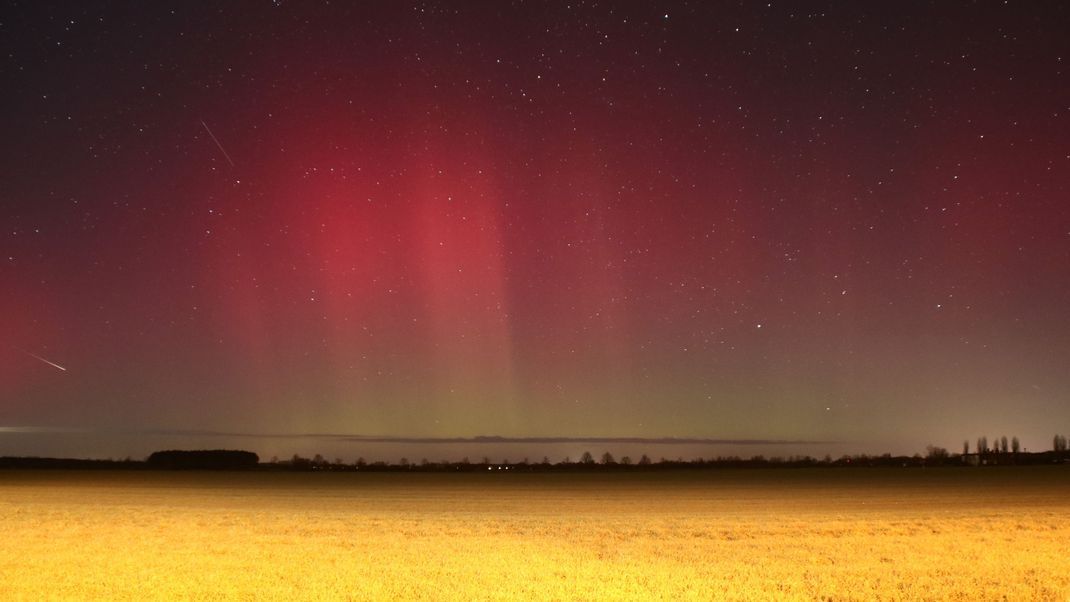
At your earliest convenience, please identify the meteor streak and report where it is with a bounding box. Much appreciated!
[22,350,67,372]
[200,119,236,167]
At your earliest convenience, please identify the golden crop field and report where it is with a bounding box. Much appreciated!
[1,467,1068,601]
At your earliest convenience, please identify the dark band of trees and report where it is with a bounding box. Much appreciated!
[145,449,259,470]
[2,436,1068,471]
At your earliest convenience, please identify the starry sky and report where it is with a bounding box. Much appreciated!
[2,1,1069,461]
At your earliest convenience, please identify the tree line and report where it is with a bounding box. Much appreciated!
[960,435,1021,456]
[2,436,1069,471]
[271,443,1070,472]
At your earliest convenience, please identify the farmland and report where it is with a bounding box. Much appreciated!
[1,467,1068,600]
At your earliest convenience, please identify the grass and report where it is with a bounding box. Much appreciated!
[1,467,1068,600]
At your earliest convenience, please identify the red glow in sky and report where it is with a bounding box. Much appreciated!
[2,2,1069,459]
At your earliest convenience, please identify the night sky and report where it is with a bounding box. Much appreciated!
[2,1,1069,461]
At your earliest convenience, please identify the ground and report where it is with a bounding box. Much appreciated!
[1,467,1068,600]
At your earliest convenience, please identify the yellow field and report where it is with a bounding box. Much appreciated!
[1,467,1068,600]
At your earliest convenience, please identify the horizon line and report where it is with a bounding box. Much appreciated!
[1,426,838,446]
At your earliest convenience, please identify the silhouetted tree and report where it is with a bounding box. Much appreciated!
[146,449,258,470]
[580,451,595,464]
[600,451,616,465]
[620,456,632,465]
[1000,436,1009,454]
[638,454,652,465]
[925,445,949,461]
[977,436,988,454]
[962,440,969,456]
[541,456,550,465]
[1011,437,1020,454]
